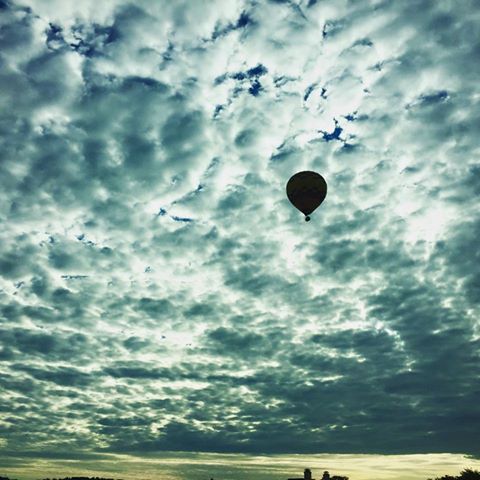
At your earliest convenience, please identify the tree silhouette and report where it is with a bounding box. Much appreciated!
[429,469,480,480]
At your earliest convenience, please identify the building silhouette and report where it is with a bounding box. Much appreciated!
[288,468,314,480]
[287,469,348,480]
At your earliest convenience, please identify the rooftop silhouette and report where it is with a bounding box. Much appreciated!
[288,468,314,480]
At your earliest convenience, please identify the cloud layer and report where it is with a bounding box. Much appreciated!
[1,0,479,467]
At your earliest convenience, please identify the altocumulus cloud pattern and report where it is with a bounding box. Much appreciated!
[0,0,480,465]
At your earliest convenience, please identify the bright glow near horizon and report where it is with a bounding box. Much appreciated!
[6,453,480,480]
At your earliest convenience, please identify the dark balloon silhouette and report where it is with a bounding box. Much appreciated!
[286,171,327,221]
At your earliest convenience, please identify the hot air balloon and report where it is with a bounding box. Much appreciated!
[286,171,327,221]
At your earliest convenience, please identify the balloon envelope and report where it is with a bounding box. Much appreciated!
[286,171,327,220]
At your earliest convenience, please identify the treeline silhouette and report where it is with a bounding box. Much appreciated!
[0,470,479,480]
[0,477,121,480]
[323,472,348,480]
[0,477,133,480]
[429,470,480,480]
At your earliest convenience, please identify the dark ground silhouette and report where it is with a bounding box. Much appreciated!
[0,469,479,480]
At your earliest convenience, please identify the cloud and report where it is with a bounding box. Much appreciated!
[1,0,479,465]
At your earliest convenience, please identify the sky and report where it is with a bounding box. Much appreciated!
[0,0,479,478]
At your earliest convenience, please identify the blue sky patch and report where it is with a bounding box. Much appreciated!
[320,120,343,142]
[248,79,262,96]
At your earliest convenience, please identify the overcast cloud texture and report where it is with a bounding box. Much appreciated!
[1,0,480,477]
